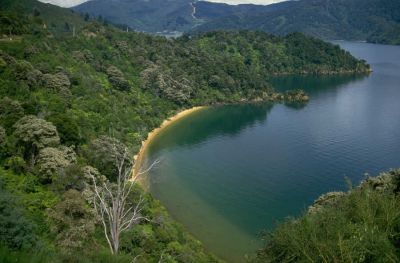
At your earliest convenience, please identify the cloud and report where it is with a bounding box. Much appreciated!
[39,0,289,8]
[38,0,90,8]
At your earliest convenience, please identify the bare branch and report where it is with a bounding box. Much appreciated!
[90,145,154,255]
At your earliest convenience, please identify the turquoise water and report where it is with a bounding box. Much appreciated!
[140,42,400,262]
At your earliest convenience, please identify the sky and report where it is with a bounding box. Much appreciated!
[39,0,89,7]
[39,0,288,8]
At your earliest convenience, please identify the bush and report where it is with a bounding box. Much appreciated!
[47,189,95,254]
[106,66,130,91]
[13,115,60,164]
[85,136,131,181]
[42,72,71,98]
[4,156,26,174]
[0,181,38,250]
[255,170,400,263]
[36,146,76,183]
[48,114,83,146]
[0,97,25,133]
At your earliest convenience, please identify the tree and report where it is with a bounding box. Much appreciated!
[13,115,60,165]
[48,189,95,253]
[89,146,158,254]
[86,136,131,181]
[106,66,130,91]
[140,65,193,104]
[0,181,38,249]
[0,126,5,145]
[48,114,82,146]
[64,22,70,32]
[0,97,25,133]
[42,72,71,98]
[33,7,40,17]
[36,146,76,183]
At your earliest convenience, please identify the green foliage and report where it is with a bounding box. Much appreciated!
[120,192,221,263]
[195,0,400,46]
[0,178,38,250]
[255,170,400,263]
[0,1,373,262]
[0,97,25,134]
[13,115,60,164]
[0,126,5,145]
[106,66,130,91]
[4,156,26,174]
[47,113,83,146]
[36,146,76,183]
[42,71,71,98]
[47,189,96,254]
[84,136,131,181]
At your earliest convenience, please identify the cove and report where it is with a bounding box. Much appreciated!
[139,42,400,262]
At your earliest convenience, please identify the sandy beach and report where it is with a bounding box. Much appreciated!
[132,106,207,186]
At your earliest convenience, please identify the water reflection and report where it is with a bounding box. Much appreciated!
[269,74,368,94]
[147,103,275,153]
[142,42,400,262]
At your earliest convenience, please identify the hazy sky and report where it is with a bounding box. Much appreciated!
[39,0,288,8]
[39,0,89,7]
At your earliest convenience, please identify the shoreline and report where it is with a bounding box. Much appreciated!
[132,106,207,187]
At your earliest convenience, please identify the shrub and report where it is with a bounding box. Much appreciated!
[13,115,60,164]
[4,156,26,174]
[0,182,38,250]
[0,97,25,133]
[106,66,130,91]
[47,189,96,254]
[36,146,76,183]
[255,170,400,263]
[42,72,71,97]
[85,136,131,181]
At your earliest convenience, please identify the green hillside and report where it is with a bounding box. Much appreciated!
[195,0,400,45]
[254,169,400,262]
[0,0,370,261]
[73,0,197,33]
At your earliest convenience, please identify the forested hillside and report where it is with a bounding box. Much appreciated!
[195,0,400,45]
[72,0,282,33]
[0,0,369,262]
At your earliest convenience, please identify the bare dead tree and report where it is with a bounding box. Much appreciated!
[89,145,159,254]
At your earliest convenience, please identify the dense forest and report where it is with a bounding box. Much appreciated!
[0,0,371,262]
[195,0,400,46]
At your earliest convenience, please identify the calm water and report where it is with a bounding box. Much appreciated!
[140,42,400,262]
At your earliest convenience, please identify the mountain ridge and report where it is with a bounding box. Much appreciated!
[73,0,400,45]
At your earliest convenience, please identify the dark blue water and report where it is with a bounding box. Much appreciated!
[141,42,400,262]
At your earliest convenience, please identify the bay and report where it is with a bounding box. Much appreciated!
[140,42,400,262]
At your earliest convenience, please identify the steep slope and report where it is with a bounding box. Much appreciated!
[72,0,282,33]
[73,0,197,32]
[194,0,400,45]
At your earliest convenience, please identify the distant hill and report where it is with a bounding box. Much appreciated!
[72,0,277,33]
[195,0,400,45]
[73,0,196,32]
[73,0,400,45]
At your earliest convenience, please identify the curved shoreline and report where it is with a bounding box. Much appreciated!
[133,106,207,187]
